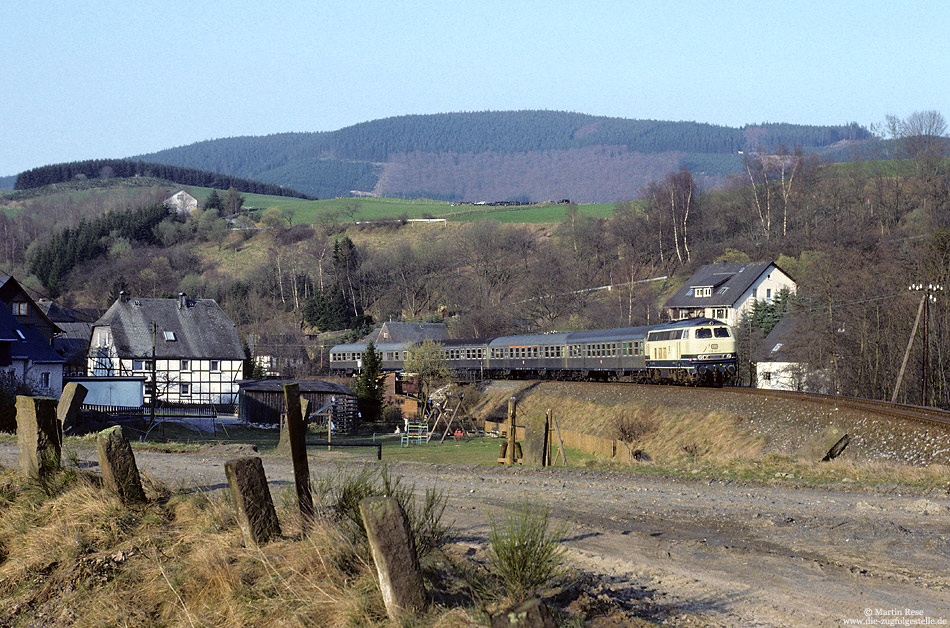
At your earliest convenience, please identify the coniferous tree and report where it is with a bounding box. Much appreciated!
[352,341,384,421]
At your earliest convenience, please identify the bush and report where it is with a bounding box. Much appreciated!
[614,412,656,445]
[313,465,448,559]
[0,373,31,433]
[380,404,403,429]
[487,499,569,601]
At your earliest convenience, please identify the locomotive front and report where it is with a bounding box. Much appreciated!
[645,318,738,385]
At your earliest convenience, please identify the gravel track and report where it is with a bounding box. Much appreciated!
[2,442,947,627]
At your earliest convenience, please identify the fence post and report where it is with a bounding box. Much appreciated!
[284,383,314,532]
[505,397,517,465]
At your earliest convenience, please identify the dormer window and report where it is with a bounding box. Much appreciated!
[11,302,27,316]
[693,286,713,298]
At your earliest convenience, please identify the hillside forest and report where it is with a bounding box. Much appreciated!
[133,110,871,202]
[0,111,948,408]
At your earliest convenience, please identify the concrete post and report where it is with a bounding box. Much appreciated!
[224,457,281,545]
[16,396,61,479]
[96,425,146,504]
[359,496,428,620]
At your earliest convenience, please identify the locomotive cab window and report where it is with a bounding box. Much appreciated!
[714,327,731,338]
[695,328,712,339]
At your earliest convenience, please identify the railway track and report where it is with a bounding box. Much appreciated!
[724,387,950,429]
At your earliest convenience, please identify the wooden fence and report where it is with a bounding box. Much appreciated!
[484,419,640,463]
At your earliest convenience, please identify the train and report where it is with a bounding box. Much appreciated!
[330,317,738,386]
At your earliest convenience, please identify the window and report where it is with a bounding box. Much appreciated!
[180,359,190,371]
[714,327,731,338]
[762,372,772,382]
[133,359,152,372]
[163,331,176,341]
[15,329,25,340]
[40,372,50,388]
[766,288,772,299]
[714,308,727,320]
[696,328,712,339]
[752,288,757,299]
[180,383,191,396]
[210,360,220,372]
[11,301,27,316]
[693,286,712,298]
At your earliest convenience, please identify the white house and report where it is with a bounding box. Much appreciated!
[663,261,797,327]
[163,190,199,216]
[87,292,245,405]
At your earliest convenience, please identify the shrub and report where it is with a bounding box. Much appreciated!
[313,465,448,559]
[614,412,656,445]
[486,499,569,601]
[0,373,32,433]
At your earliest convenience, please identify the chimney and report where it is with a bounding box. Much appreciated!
[119,290,128,304]
[178,292,187,310]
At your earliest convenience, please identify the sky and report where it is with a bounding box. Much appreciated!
[3,0,949,176]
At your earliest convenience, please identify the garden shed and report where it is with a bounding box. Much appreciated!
[237,378,357,431]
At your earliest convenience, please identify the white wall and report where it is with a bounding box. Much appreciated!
[79,378,145,406]
[756,361,804,391]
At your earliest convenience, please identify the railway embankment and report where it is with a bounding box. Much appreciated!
[466,380,950,469]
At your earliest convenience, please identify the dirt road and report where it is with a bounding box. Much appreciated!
[2,443,948,627]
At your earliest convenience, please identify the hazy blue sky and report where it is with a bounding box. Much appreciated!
[3,0,948,175]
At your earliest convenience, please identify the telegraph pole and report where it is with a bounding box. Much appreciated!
[907,283,943,406]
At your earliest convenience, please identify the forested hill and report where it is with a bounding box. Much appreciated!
[13,159,314,199]
[136,110,871,202]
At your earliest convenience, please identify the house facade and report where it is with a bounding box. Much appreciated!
[663,261,796,327]
[163,190,199,216]
[0,276,65,397]
[87,292,245,405]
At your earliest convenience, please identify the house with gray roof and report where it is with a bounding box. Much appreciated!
[364,321,449,345]
[36,298,104,378]
[663,261,796,327]
[0,275,65,397]
[87,292,245,405]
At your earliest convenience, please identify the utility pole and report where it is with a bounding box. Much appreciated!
[151,321,157,432]
[906,283,943,406]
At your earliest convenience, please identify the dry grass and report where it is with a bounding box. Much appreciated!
[471,381,767,463]
[469,381,950,491]
[0,465,482,628]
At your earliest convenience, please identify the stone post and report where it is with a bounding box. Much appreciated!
[284,383,314,531]
[225,457,281,545]
[57,382,88,435]
[16,396,61,479]
[359,496,428,620]
[96,425,146,504]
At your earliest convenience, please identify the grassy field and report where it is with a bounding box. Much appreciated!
[1,178,627,225]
